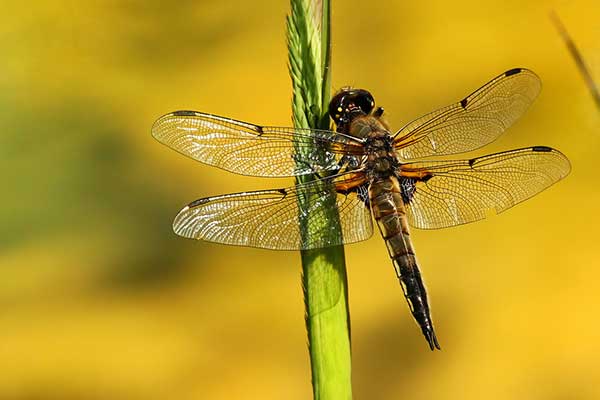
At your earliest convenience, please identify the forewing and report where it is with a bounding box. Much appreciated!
[394,68,541,159]
[400,147,570,229]
[152,111,365,177]
[173,172,373,250]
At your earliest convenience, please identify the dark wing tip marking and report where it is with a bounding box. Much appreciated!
[188,198,209,208]
[532,145,553,152]
[504,68,523,77]
[171,110,198,117]
[460,98,468,109]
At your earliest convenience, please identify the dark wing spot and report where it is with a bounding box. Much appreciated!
[172,110,198,116]
[277,188,288,195]
[504,68,522,77]
[532,146,552,152]
[400,177,417,203]
[421,173,433,182]
[356,184,370,207]
[335,183,370,207]
[460,98,468,109]
[399,172,433,203]
[468,158,475,167]
[255,125,264,135]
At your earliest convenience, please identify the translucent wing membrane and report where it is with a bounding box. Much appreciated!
[394,68,541,159]
[401,147,570,229]
[152,111,365,177]
[173,171,373,250]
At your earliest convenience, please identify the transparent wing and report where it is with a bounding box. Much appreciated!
[393,68,541,159]
[173,171,373,250]
[400,146,570,229]
[152,111,366,177]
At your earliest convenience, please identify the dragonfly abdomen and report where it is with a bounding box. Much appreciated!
[369,177,441,350]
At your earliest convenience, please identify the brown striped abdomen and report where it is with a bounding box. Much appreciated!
[369,176,440,350]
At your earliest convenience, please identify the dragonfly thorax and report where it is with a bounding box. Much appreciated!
[348,115,387,139]
[364,136,399,176]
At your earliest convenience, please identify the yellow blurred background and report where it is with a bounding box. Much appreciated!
[2,0,599,399]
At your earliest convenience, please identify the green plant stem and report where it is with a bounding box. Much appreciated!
[287,1,352,399]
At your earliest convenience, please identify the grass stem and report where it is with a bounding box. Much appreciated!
[287,0,353,398]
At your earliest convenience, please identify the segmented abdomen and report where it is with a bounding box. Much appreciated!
[369,176,440,350]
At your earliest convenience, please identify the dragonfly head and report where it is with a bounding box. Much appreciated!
[329,88,375,131]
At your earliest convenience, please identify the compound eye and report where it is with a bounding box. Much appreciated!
[328,91,348,121]
[354,90,375,114]
[328,88,376,123]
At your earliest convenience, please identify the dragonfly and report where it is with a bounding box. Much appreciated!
[152,68,570,350]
